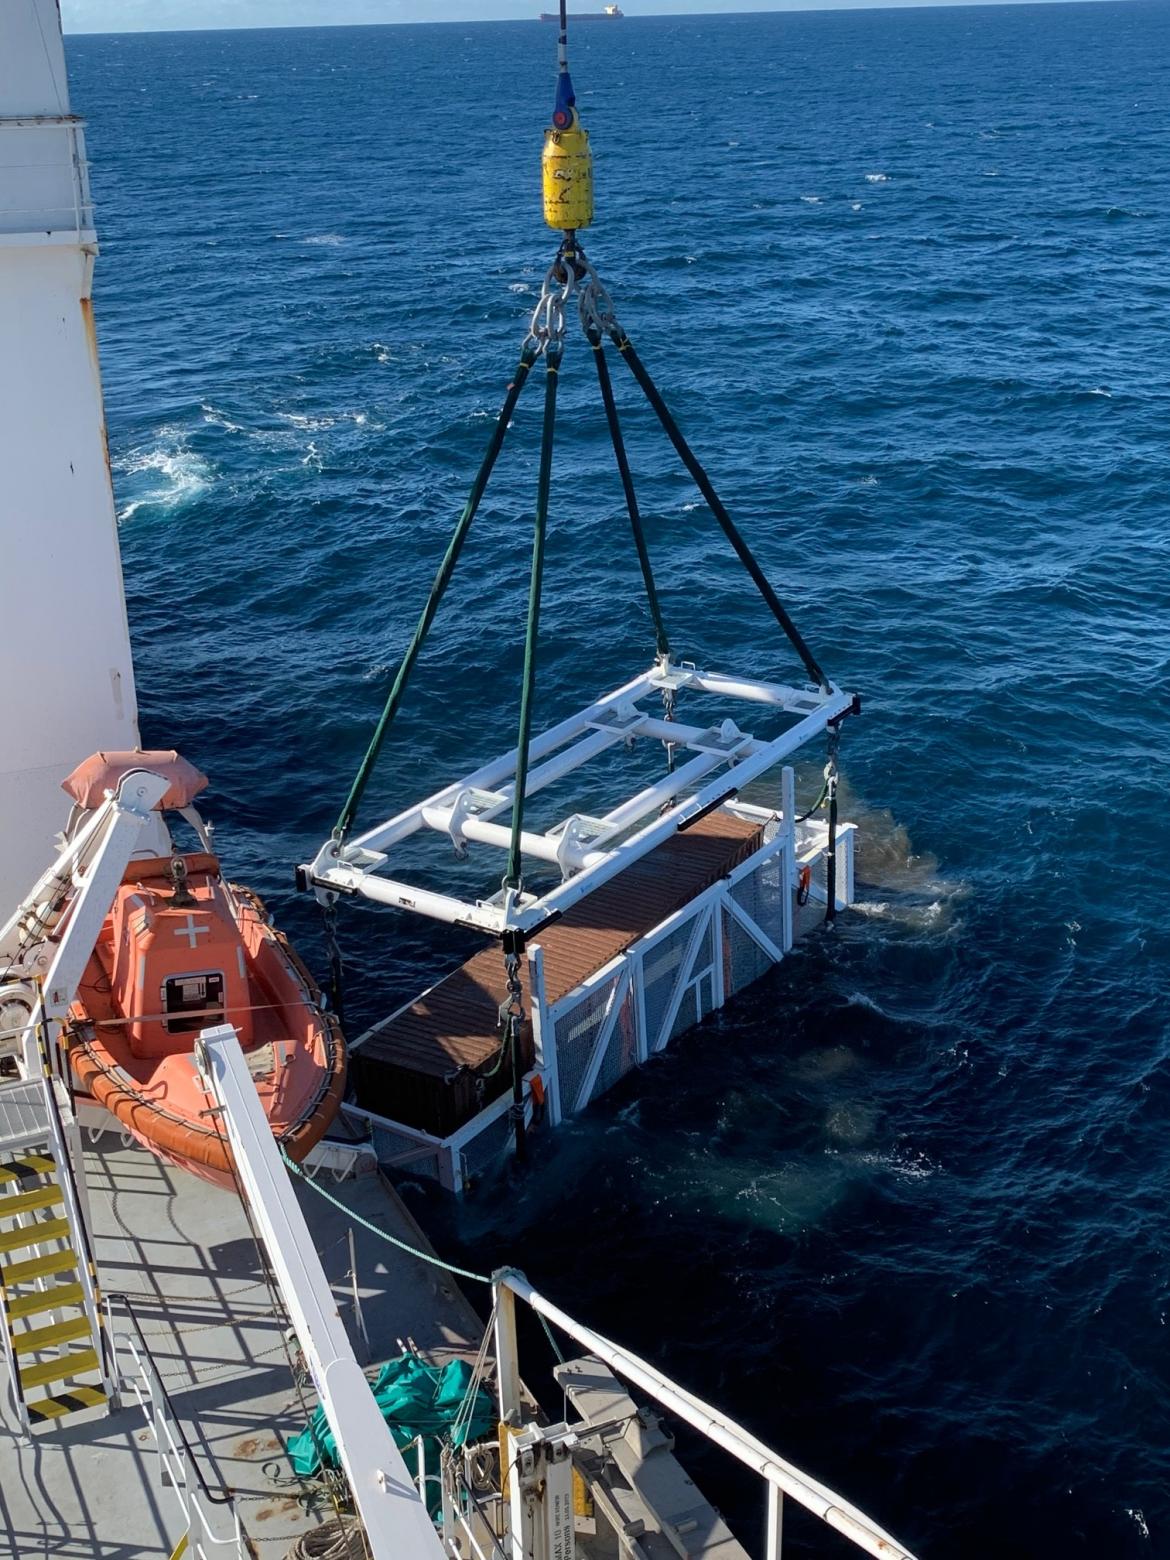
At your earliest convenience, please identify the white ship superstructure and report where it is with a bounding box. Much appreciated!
[0,1,164,931]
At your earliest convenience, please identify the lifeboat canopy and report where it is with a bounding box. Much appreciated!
[62,750,209,811]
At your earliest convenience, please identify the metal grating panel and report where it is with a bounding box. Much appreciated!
[556,974,621,1116]
[460,1111,515,1183]
[0,1080,49,1154]
[641,921,693,1054]
[591,987,638,1103]
[724,905,773,996]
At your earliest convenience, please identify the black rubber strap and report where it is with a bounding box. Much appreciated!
[589,330,670,660]
[335,346,539,839]
[610,328,830,692]
[506,349,562,890]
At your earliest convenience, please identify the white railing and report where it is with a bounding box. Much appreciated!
[107,1296,251,1560]
[0,115,95,241]
[493,1270,917,1560]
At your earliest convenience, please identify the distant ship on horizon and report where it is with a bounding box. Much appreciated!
[540,4,624,19]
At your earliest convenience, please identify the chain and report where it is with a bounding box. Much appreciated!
[825,721,840,799]
[524,240,620,357]
[661,685,677,778]
[499,952,525,1045]
[321,899,345,1025]
[525,252,574,357]
[576,248,619,338]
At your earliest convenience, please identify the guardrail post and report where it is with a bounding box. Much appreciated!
[766,1482,784,1560]
[492,1271,522,1429]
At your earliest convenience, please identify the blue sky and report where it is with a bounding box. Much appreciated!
[61,0,1099,33]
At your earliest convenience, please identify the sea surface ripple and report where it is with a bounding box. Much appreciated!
[70,6,1170,1555]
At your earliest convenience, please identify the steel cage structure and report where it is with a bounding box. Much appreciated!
[344,789,856,1195]
[305,661,853,938]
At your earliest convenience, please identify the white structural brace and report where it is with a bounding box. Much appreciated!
[306,662,852,936]
[196,1024,445,1560]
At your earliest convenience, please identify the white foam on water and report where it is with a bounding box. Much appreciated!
[865,172,890,183]
[277,410,336,431]
[200,402,244,433]
[114,432,213,522]
[1125,1509,1150,1540]
[800,194,822,204]
[302,233,346,246]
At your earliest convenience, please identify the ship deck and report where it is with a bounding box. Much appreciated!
[0,1134,484,1560]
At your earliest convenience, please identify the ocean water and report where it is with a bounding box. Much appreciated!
[68,5,1170,1556]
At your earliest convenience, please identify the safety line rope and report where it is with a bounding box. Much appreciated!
[281,1148,493,1286]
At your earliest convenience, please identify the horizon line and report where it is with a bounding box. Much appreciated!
[63,0,1135,38]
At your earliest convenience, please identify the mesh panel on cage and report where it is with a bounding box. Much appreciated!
[753,851,787,949]
[794,849,829,942]
[667,983,699,1046]
[373,1123,436,1168]
[555,973,621,1115]
[591,986,638,1103]
[641,920,694,1053]
[459,1109,515,1183]
[724,904,773,996]
[733,856,786,954]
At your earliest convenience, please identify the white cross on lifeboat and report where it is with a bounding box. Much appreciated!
[173,913,211,951]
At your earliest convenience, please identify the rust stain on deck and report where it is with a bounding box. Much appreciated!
[352,810,765,1135]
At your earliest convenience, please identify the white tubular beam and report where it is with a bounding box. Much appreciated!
[197,1025,445,1560]
[473,725,634,824]
[347,669,658,856]
[601,715,767,755]
[683,670,839,712]
[314,864,508,934]
[597,743,744,834]
[513,692,852,932]
[496,1270,915,1560]
[42,770,170,1014]
[420,808,564,867]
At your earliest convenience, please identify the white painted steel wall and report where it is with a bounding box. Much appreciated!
[0,2,155,929]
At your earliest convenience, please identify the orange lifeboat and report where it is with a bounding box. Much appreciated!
[61,751,346,1188]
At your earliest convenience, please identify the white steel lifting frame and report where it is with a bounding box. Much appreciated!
[305,661,854,936]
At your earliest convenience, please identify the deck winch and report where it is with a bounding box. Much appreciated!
[301,2,859,1170]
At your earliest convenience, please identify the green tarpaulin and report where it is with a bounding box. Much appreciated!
[288,1351,494,1514]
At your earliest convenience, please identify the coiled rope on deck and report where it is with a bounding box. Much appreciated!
[285,1516,366,1560]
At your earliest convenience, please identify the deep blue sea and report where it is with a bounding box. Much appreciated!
[68,5,1170,1555]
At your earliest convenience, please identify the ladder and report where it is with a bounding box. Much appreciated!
[0,1033,114,1436]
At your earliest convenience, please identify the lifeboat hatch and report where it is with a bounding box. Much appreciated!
[162,972,224,1035]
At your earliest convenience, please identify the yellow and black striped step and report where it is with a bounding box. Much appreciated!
[0,1154,55,1188]
[26,1383,106,1423]
[20,1346,100,1391]
[0,1185,63,1219]
[6,1280,85,1319]
[13,1314,93,1355]
[1,1248,77,1286]
[0,1217,71,1256]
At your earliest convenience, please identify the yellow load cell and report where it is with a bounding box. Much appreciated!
[543,121,593,232]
